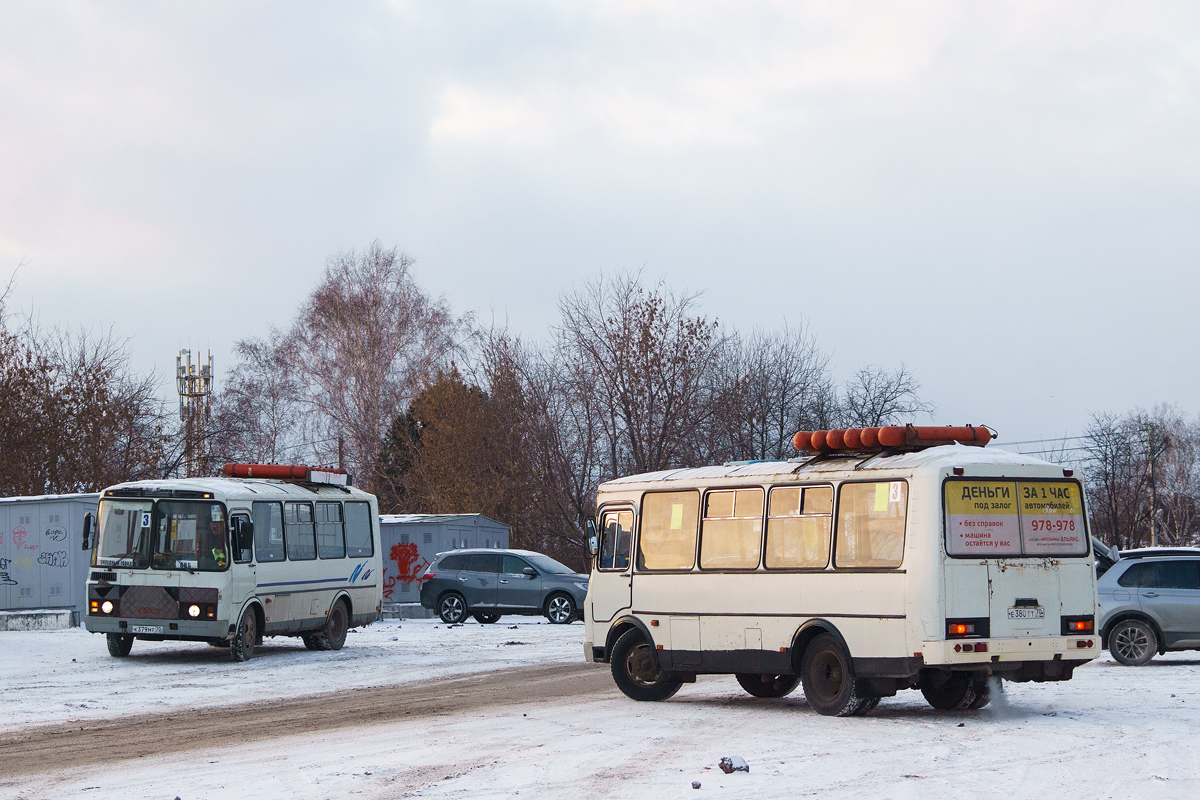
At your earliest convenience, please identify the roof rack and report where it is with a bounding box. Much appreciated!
[221,463,351,487]
[1118,547,1200,560]
[793,424,995,455]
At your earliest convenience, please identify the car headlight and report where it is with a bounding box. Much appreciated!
[573,582,589,593]
[101,600,114,614]
[187,604,201,618]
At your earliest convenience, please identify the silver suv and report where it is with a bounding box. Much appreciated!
[418,549,588,625]
[1097,548,1200,665]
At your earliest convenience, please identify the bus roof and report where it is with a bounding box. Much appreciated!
[599,444,1065,490]
[102,476,375,503]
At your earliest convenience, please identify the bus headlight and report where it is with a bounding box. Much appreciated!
[101,600,114,614]
[187,604,201,618]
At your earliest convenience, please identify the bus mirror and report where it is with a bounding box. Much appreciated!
[82,512,94,551]
[585,519,599,557]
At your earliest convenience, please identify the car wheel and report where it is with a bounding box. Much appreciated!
[230,607,257,662]
[610,628,683,701]
[438,592,467,624]
[545,593,575,625]
[800,633,863,716]
[106,633,134,658]
[473,613,501,624]
[920,673,981,710]
[1110,618,1157,666]
[735,673,800,698]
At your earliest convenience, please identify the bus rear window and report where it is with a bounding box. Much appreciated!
[944,479,1087,557]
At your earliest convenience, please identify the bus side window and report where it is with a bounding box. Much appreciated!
[316,502,346,559]
[638,491,699,571]
[344,502,374,558]
[252,502,285,562]
[599,511,633,570]
[284,502,317,561]
[699,488,763,570]
[766,486,832,569]
[835,482,908,568]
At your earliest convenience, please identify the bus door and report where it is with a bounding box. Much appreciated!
[228,512,256,608]
[592,509,633,622]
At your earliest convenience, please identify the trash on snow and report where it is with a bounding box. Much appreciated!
[718,757,749,774]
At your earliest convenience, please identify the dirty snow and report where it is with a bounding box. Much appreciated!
[1,617,580,729]
[5,623,1200,799]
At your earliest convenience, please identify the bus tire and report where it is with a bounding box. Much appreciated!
[438,592,467,624]
[302,634,320,650]
[850,696,881,716]
[610,628,683,702]
[545,593,575,624]
[800,633,862,717]
[473,613,501,624]
[313,600,349,651]
[966,677,992,710]
[1110,618,1157,666]
[920,673,979,710]
[230,607,257,662]
[106,633,133,657]
[735,673,800,698]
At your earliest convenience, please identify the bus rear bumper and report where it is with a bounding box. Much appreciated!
[921,636,1101,666]
[84,616,230,640]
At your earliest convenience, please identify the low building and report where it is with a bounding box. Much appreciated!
[378,514,510,606]
[0,493,99,626]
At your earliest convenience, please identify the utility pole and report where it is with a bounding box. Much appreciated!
[1145,423,1170,548]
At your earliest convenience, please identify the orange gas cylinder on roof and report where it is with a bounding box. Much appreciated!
[792,424,993,454]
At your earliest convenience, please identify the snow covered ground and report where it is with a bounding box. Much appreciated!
[6,621,1200,799]
[1,617,582,728]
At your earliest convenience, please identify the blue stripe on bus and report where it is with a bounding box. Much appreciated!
[257,577,349,587]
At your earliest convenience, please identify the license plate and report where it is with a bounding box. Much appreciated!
[1007,607,1044,620]
[131,625,162,634]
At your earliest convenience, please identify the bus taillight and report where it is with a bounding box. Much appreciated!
[1061,615,1094,635]
[947,618,989,638]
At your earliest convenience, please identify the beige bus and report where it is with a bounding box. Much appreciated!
[583,443,1099,715]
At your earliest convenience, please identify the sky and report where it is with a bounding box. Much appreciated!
[1,1,1197,446]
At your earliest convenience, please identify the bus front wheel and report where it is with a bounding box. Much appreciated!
[800,633,871,716]
[610,629,683,702]
[106,633,133,658]
[230,607,257,662]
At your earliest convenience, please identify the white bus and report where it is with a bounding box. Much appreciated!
[83,464,382,662]
[583,427,1099,715]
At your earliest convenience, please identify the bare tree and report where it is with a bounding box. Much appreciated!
[556,271,725,476]
[284,242,469,491]
[838,364,934,428]
[1082,411,1152,550]
[210,329,304,465]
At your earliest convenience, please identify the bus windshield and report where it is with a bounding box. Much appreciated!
[95,499,154,568]
[94,499,229,571]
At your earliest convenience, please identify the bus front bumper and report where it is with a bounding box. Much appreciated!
[85,615,231,640]
[921,636,1101,666]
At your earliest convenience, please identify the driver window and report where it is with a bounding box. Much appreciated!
[599,510,633,570]
[502,555,531,574]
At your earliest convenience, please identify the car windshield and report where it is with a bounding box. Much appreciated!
[524,554,576,575]
[95,499,154,568]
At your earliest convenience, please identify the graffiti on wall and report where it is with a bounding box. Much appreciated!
[45,527,67,542]
[11,527,37,550]
[38,551,68,568]
[0,557,16,586]
[382,542,431,601]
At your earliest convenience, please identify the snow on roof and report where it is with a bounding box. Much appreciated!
[0,492,100,504]
[104,477,372,499]
[601,444,1063,488]
[379,513,509,528]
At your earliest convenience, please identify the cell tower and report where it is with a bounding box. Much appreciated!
[177,349,214,478]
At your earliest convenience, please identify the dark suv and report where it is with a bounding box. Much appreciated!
[1097,548,1200,665]
[419,549,588,625]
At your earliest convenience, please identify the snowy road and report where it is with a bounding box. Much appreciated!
[4,620,1200,799]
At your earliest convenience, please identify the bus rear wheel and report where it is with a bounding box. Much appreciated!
[800,633,866,716]
[736,673,800,698]
[106,633,133,657]
[311,600,349,651]
[920,673,987,710]
[610,629,683,702]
